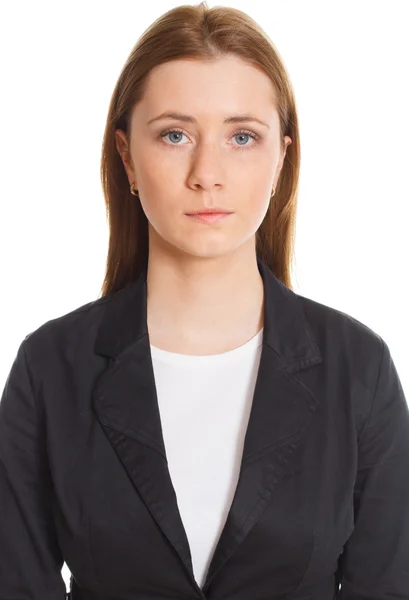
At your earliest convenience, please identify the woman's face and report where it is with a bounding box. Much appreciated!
[115,54,292,261]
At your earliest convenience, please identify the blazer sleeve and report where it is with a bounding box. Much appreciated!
[337,336,409,599]
[0,337,68,600]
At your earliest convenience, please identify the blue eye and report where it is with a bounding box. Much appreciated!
[232,131,258,147]
[162,130,187,145]
[159,128,260,150]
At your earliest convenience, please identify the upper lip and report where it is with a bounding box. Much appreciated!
[186,207,234,215]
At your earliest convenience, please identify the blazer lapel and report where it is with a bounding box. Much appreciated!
[92,256,322,597]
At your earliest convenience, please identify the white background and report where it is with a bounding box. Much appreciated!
[1,0,408,591]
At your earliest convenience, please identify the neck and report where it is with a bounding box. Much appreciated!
[145,245,264,347]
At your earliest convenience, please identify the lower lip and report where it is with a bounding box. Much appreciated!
[186,213,233,223]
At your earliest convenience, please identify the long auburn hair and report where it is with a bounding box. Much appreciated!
[99,1,300,298]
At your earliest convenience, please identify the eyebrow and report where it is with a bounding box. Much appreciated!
[147,111,270,129]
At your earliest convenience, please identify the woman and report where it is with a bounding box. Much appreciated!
[1,3,408,599]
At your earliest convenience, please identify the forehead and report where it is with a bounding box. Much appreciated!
[134,56,278,125]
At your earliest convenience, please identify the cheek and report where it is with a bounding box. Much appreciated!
[138,192,184,236]
[138,196,165,230]
[137,161,183,208]
[238,184,272,217]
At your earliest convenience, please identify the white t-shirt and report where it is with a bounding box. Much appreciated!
[150,326,264,587]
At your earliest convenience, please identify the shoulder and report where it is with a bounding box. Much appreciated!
[295,291,384,373]
[297,291,383,343]
[21,292,115,360]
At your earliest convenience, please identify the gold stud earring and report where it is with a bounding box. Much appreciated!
[130,182,139,196]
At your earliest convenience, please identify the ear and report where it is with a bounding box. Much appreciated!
[277,136,292,174]
[115,129,134,183]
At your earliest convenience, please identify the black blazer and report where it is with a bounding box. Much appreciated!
[1,257,409,600]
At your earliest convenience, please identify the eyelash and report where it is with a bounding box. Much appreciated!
[159,128,260,151]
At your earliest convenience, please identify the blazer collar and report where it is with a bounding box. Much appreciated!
[92,256,322,598]
[94,256,321,369]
